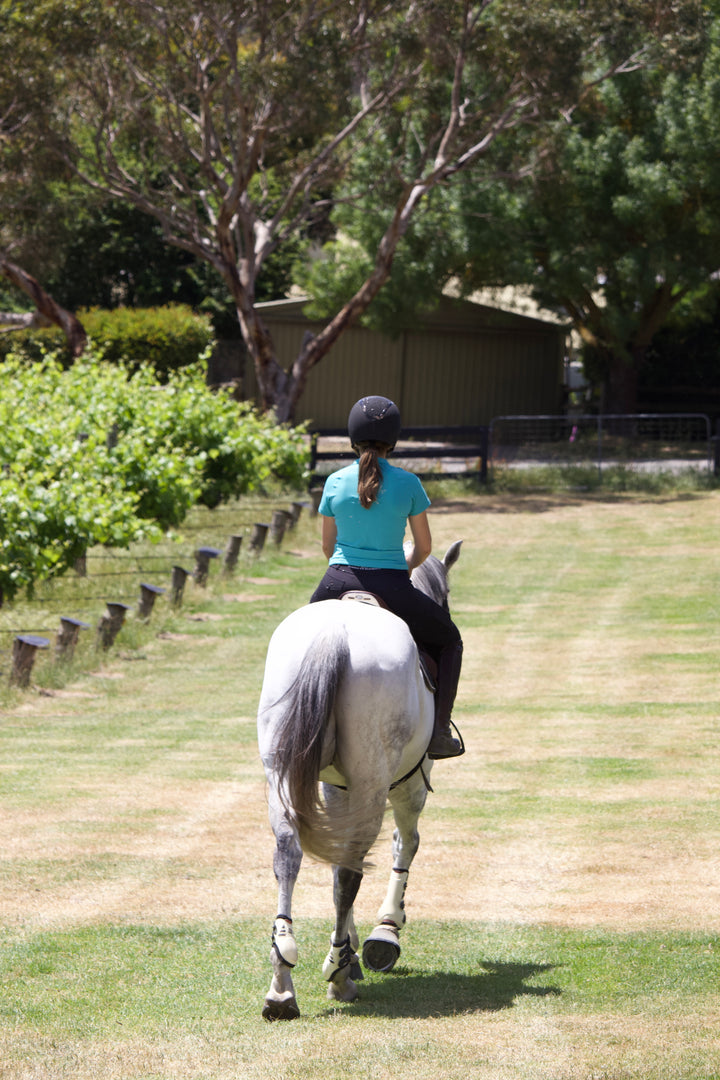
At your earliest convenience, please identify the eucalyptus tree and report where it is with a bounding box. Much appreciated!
[9,0,686,419]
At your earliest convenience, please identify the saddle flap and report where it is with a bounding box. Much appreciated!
[418,650,437,693]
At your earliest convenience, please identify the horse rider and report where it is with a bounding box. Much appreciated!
[310,395,464,760]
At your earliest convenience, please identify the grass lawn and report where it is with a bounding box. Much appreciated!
[0,489,719,1079]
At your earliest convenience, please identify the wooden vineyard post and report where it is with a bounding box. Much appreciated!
[56,617,90,661]
[249,523,269,554]
[138,583,166,620]
[224,534,243,572]
[10,635,49,687]
[97,602,130,651]
[288,502,304,528]
[194,547,221,586]
[269,510,289,546]
[171,566,190,607]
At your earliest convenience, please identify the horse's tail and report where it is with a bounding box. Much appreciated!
[273,623,357,867]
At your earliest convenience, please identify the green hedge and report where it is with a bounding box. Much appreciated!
[0,305,215,378]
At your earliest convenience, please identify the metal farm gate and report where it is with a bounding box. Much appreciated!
[488,414,714,478]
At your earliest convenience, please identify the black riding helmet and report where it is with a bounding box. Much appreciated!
[347,396,401,448]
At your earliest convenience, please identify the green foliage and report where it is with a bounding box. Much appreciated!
[108,361,310,509]
[489,463,718,496]
[4,0,710,421]
[486,18,720,406]
[0,305,215,378]
[298,151,521,333]
[83,306,214,376]
[301,7,720,411]
[0,354,308,600]
[299,156,463,333]
[35,194,300,329]
[645,288,720,390]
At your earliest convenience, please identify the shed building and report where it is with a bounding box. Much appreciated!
[237,295,568,428]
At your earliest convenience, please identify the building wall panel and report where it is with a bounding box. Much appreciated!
[245,299,567,427]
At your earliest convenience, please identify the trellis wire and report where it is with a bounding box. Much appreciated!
[0,495,310,682]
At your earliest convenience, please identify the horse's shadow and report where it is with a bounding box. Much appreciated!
[322,961,561,1018]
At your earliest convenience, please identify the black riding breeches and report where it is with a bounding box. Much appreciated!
[309,564,461,658]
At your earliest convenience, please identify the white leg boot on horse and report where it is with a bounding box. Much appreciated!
[263,916,300,1022]
[362,867,408,973]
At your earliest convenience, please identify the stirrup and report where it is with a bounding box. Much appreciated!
[427,718,465,760]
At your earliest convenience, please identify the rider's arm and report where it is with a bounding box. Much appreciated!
[320,515,337,560]
[405,510,432,571]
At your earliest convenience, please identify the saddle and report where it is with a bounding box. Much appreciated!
[340,591,437,693]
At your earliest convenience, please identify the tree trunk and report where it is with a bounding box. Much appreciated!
[229,192,417,424]
[603,283,682,415]
[604,351,639,415]
[239,303,296,421]
[0,258,87,357]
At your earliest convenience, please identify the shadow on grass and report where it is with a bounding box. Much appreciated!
[430,490,710,515]
[322,961,561,1019]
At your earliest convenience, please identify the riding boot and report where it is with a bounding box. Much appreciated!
[426,639,464,760]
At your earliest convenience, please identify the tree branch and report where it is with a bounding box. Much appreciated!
[0,257,87,357]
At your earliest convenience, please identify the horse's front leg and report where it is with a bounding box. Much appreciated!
[262,792,302,1021]
[362,769,431,973]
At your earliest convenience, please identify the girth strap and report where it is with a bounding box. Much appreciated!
[328,751,433,795]
[389,755,434,793]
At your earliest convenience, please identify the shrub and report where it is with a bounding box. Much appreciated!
[0,305,214,378]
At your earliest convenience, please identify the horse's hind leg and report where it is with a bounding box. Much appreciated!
[362,771,430,973]
[320,782,382,1003]
[262,791,302,1021]
[323,864,364,1003]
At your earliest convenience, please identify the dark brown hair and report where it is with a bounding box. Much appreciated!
[355,441,391,508]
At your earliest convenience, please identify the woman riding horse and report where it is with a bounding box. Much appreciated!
[310,395,464,760]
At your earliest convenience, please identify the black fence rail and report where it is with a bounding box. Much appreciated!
[309,425,490,486]
[310,414,718,487]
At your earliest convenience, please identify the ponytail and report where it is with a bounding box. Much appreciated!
[355,441,391,508]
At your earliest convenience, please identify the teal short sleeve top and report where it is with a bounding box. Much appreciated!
[318,458,431,570]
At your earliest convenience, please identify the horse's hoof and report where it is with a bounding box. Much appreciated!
[362,924,401,973]
[327,978,359,1003]
[262,995,300,1021]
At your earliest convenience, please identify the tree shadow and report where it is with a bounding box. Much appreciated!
[431,490,709,515]
[320,960,561,1019]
